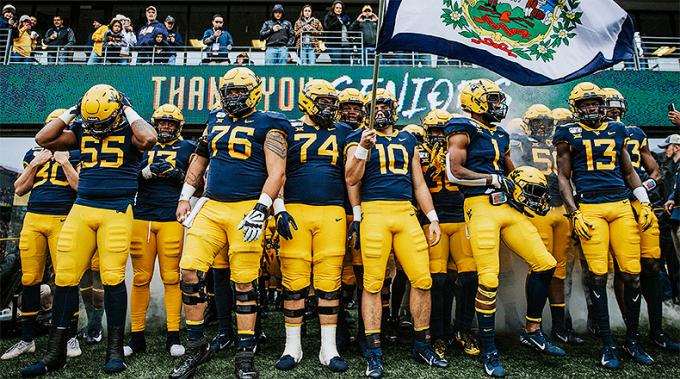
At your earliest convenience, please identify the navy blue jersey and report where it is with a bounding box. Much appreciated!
[285,120,351,206]
[71,120,143,211]
[22,147,80,215]
[135,139,196,221]
[553,121,630,204]
[345,129,417,202]
[525,138,562,206]
[420,142,464,223]
[625,125,649,180]
[204,110,294,202]
[444,117,510,197]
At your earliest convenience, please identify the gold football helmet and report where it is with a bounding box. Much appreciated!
[602,87,627,121]
[568,82,606,124]
[45,108,68,124]
[504,118,529,136]
[422,109,451,146]
[151,103,185,143]
[219,67,262,117]
[523,104,554,140]
[508,166,550,216]
[80,84,124,139]
[552,107,575,127]
[338,88,365,129]
[402,124,426,144]
[460,79,508,122]
[365,88,398,129]
[298,79,339,128]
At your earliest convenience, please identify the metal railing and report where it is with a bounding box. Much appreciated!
[2,31,678,70]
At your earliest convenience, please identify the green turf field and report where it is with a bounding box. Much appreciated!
[1,309,679,379]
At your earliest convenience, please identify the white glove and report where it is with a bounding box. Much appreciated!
[141,166,154,179]
[237,203,269,242]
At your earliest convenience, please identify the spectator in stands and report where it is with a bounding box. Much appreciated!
[201,14,232,65]
[137,6,168,64]
[350,5,377,65]
[44,15,75,64]
[294,4,323,65]
[120,16,136,62]
[0,4,16,29]
[324,0,352,65]
[10,15,37,63]
[103,19,127,65]
[663,135,680,288]
[87,18,108,65]
[165,15,182,65]
[29,16,42,46]
[670,109,680,127]
[139,32,172,64]
[260,4,294,65]
[235,51,252,65]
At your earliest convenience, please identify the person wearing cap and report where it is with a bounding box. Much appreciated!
[1,4,16,29]
[10,15,37,63]
[663,134,680,281]
[323,0,352,64]
[86,18,109,65]
[164,15,182,65]
[44,15,76,64]
[120,16,136,61]
[350,5,378,64]
[137,6,168,64]
[201,13,233,65]
[260,4,294,65]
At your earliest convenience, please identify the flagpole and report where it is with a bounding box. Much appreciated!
[367,0,387,130]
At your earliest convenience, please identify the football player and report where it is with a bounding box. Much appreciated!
[552,108,576,128]
[171,67,291,379]
[22,85,157,377]
[272,79,351,372]
[125,104,195,358]
[2,109,81,361]
[420,109,480,358]
[522,104,583,345]
[338,88,365,130]
[604,88,679,351]
[345,89,447,378]
[446,79,563,377]
[554,82,654,369]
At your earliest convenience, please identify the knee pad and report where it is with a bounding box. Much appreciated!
[234,280,259,303]
[21,272,41,287]
[316,288,341,301]
[133,271,152,287]
[160,270,180,286]
[619,272,641,288]
[101,271,125,286]
[640,258,661,278]
[180,271,207,305]
[585,271,608,287]
[282,287,309,301]
[478,272,499,289]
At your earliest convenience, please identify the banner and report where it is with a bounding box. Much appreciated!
[0,65,677,128]
[377,0,635,85]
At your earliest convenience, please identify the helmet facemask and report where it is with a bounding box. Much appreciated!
[427,126,446,147]
[527,118,554,141]
[482,92,508,123]
[83,108,122,140]
[310,96,339,129]
[605,98,627,121]
[220,85,252,118]
[575,98,605,126]
[155,119,180,143]
[339,102,364,129]
[370,100,396,130]
[515,179,550,216]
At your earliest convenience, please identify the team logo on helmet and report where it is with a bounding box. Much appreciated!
[508,166,550,216]
[298,79,339,128]
[219,67,262,118]
[80,84,124,139]
[460,79,508,123]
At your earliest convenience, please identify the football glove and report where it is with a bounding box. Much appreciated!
[491,174,515,195]
[347,221,360,250]
[119,92,133,108]
[637,202,654,231]
[238,203,269,242]
[150,161,174,176]
[275,211,298,240]
[566,209,593,241]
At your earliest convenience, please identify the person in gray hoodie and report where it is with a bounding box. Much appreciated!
[259,4,294,65]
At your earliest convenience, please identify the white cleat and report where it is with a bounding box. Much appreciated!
[67,337,82,358]
[169,344,186,357]
[1,340,35,360]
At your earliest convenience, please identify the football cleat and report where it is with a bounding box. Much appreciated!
[168,338,211,379]
[481,350,506,378]
[2,340,35,360]
[520,329,566,357]
[123,334,147,357]
[66,337,81,358]
[651,332,680,352]
[234,349,259,379]
[84,329,103,344]
[210,333,237,354]
[365,349,384,378]
[104,326,127,374]
[413,340,448,368]
[600,344,621,369]
[275,354,299,371]
[433,339,447,360]
[623,338,654,366]
[20,327,68,377]
[551,329,584,345]
[384,317,399,343]
[320,352,349,373]
[455,330,481,356]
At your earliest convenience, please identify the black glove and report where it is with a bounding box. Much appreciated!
[119,92,133,108]
[275,211,298,240]
[495,175,515,195]
[164,166,185,182]
[347,220,360,250]
[149,161,173,176]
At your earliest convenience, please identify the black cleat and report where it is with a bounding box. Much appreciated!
[104,326,127,374]
[234,349,259,379]
[20,327,68,377]
[169,338,210,379]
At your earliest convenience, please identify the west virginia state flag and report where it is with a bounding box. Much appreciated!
[377,0,635,85]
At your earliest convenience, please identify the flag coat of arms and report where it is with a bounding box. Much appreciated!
[377,0,635,85]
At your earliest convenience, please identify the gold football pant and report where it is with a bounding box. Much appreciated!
[129,219,184,332]
[529,206,571,280]
[463,197,556,289]
[426,222,476,274]
[360,201,431,293]
[631,200,661,260]
[279,204,346,292]
[579,200,641,275]
[55,204,132,286]
[179,199,263,284]
[19,212,67,286]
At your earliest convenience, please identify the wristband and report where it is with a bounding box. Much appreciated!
[123,107,143,124]
[426,210,439,223]
[632,186,650,204]
[57,106,77,125]
[273,198,286,215]
[352,205,362,221]
[142,166,153,179]
[642,178,657,191]
[258,193,273,208]
[354,146,369,160]
[179,184,196,202]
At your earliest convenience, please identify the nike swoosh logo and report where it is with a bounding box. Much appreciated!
[632,294,640,302]
[398,138,407,142]
[593,291,601,299]
[245,119,254,123]
[535,341,545,350]
[335,218,342,222]
[601,356,610,366]
[485,364,494,375]
[172,146,181,150]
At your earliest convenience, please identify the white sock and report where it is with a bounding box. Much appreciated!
[319,324,340,365]
[282,324,303,362]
